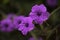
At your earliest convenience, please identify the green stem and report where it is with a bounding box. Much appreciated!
[46,28,56,40]
[46,24,59,40]
[50,7,60,17]
[44,7,60,29]
[44,21,50,27]
[40,24,44,31]
[56,29,58,40]
[30,31,38,40]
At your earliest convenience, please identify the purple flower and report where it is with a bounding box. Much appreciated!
[13,16,25,29]
[29,4,50,24]
[0,21,1,30]
[6,14,16,20]
[0,19,14,32]
[18,17,34,35]
[28,37,43,40]
[28,37,35,40]
[46,0,57,7]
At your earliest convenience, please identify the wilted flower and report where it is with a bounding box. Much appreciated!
[29,4,50,24]
[0,18,14,32]
[18,17,34,35]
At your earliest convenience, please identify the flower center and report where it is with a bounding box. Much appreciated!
[4,24,9,28]
[37,12,41,16]
[18,20,21,24]
[25,23,29,27]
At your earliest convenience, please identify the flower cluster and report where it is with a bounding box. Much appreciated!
[0,4,50,35]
